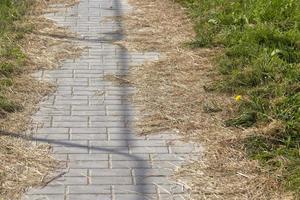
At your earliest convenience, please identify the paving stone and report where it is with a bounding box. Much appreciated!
[112,160,152,169]
[70,133,107,140]
[52,116,88,122]
[36,128,69,134]
[91,177,132,185]
[48,177,87,185]
[52,121,88,128]
[109,133,146,140]
[133,169,172,176]
[26,185,65,195]
[158,194,186,200]
[114,194,154,200]
[134,176,174,185]
[111,154,149,161]
[90,121,126,128]
[151,154,186,161]
[90,146,129,154]
[114,185,156,194]
[35,134,69,140]
[157,184,186,194]
[72,110,106,116]
[68,160,108,168]
[68,154,108,161]
[129,147,169,154]
[90,169,131,177]
[22,195,65,200]
[68,185,110,194]
[53,146,89,154]
[23,0,201,199]
[70,128,106,134]
[67,194,111,200]
[64,169,88,177]
[151,161,185,170]
[90,140,128,147]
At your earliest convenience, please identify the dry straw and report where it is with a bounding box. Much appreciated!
[113,0,291,199]
[0,0,82,199]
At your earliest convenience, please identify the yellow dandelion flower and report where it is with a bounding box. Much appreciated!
[235,95,242,101]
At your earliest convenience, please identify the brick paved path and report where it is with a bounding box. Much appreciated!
[23,0,201,199]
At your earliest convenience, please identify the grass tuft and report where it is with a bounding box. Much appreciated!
[0,0,33,116]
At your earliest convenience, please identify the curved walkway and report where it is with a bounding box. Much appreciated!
[23,0,201,199]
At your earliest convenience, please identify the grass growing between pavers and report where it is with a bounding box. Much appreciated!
[0,0,82,199]
[177,0,300,196]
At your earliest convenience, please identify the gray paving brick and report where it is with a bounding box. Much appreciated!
[114,185,156,194]
[68,154,108,161]
[52,121,88,128]
[90,121,125,128]
[109,133,146,140]
[72,110,106,116]
[170,146,197,154]
[158,194,186,200]
[22,195,65,200]
[129,147,169,154]
[111,154,149,161]
[90,116,125,122]
[151,154,186,161]
[112,160,152,169]
[133,169,172,176]
[55,99,88,105]
[26,186,65,195]
[67,194,111,200]
[90,169,131,177]
[48,177,87,185]
[35,134,69,140]
[70,133,107,140]
[90,141,128,147]
[157,184,186,194]
[53,146,88,154]
[134,176,174,185]
[151,161,184,170]
[68,185,110,194]
[70,128,106,134]
[52,116,88,122]
[91,177,132,185]
[128,140,166,147]
[107,128,133,134]
[68,160,108,168]
[90,146,129,154]
[71,105,105,111]
[36,128,69,134]
[114,194,154,200]
[64,169,88,177]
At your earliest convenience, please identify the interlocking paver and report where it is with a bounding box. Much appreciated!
[68,185,111,194]
[67,194,111,200]
[23,0,201,199]
[23,195,65,200]
[90,169,131,177]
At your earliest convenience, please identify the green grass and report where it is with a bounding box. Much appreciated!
[177,0,300,196]
[0,0,32,116]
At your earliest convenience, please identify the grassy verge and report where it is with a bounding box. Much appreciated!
[177,0,300,196]
[0,1,83,199]
[0,0,33,117]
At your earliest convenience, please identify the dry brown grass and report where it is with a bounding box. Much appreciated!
[0,0,82,199]
[115,0,291,199]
